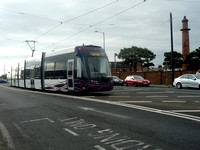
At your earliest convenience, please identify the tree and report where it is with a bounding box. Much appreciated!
[118,46,156,72]
[163,51,183,69]
[184,47,200,70]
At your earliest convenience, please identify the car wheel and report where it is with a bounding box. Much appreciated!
[176,82,182,89]
[134,82,138,87]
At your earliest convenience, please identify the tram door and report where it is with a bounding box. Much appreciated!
[67,59,74,90]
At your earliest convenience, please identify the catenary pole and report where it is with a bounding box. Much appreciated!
[170,12,174,86]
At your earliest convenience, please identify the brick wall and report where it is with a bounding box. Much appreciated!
[112,70,197,85]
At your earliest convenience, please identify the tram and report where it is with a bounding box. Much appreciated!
[8,45,113,92]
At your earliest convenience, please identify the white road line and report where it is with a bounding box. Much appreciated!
[20,118,55,123]
[114,89,142,92]
[171,110,200,113]
[63,128,79,136]
[119,101,152,103]
[3,86,200,122]
[13,122,29,139]
[85,96,96,98]
[178,96,200,98]
[109,96,130,98]
[79,107,131,119]
[162,101,186,103]
[60,117,77,122]
[118,92,129,94]
[138,91,174,94]
[94,145,106,150]
[0,121,15,150]
[146,96,168,98]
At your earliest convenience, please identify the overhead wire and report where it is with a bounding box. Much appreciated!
[0,7,61,23]
[0,0,120,51]
[41,0,147,50]
[33,0,119,40]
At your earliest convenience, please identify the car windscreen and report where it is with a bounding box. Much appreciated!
[195,75,200,79]
[134,76,144,79]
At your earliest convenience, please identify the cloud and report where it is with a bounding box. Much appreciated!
[0,0,199,75]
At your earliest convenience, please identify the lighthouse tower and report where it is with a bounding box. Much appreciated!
[181,16,190,70]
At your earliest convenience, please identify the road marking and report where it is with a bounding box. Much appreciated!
[13,122,29,139]
[171,110,200,113]
[162,101,186,103]
[60,117,77,122]
[109,96,130,98]
[146,96,168,98]
[79,107,131,119]
[85,96,96,98]
[0,121,15,150]
[20,118,55,123]
[94,145,106,150]
[177,96,200,98]
[138,91,174,94]
[119,101,152,103]
[4,86,200,122]
[117,92,129,95]
[114,89,142,92]
[63,128,79,136]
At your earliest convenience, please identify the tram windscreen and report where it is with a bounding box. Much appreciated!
[88,57,111,78]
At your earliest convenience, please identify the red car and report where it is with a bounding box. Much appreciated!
[124,75,150,87]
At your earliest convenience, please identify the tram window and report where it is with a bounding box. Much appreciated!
[68,62,73,76]
[76,57,87,79]
[88,57,111,77]
[35,65,41,79]
[55,61,65,70]
[68,62,72,70]
[46,62,54,71]
[25,68,34,79]
[21,70,24,79]
[54,61,65,79]
[29,68,35,78]
[45,62,55,79]
[77,58,82,78]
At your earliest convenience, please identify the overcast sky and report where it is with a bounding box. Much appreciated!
[0,0,200,75]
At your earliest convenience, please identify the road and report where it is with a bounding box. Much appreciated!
[0,84,200,150]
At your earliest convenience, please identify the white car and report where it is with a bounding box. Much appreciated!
[173,74,200,89]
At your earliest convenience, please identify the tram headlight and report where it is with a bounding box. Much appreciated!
[90,80,99,84]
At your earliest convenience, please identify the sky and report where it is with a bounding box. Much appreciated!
[0,0,200,76]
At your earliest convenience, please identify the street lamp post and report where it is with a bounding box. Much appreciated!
[95,31,105,50]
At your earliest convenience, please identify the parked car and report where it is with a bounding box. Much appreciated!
[124,75,150,87]
[0,79,7,83]
[112,76,124,86]
[173,74,200,89]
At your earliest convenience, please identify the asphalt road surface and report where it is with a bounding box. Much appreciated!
[0,84,200,150]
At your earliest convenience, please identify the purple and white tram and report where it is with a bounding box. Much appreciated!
[9,45,113,92]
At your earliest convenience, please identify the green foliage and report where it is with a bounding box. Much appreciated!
[163,51,183,69]
[0,74,7,79]
[118,46,156,72]
[184,47,200,70]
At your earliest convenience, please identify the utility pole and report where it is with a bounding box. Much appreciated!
[25,40,36,57]
[170,12,174,86]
